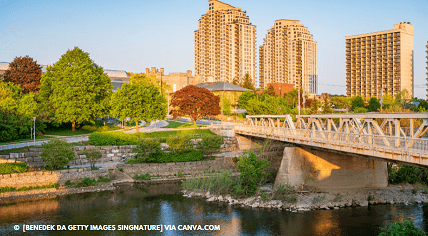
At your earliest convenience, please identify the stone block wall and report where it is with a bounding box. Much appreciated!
[0,168,109,188]
[117,156,237,177]
[0,145,138,168]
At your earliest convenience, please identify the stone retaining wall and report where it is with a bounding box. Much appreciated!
[0,137,239,168]
[117,156,237,177]
[0,145,138,168]
[0,168,109,188]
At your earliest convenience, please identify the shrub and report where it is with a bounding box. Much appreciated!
[134,173,151,180]
[182,170,240,196]
[134,138,161,159]
[388,165,428,185]
[145,150,203,163]
[39,139,75,170]
[237,151,269,195]
[88,130,214,146]
[166,133,193,152]
[83,148,102,168]
[198,134,224,156]
[0,110,32,142]
[0,163,27,174]
[0,183,59,193]
[379,218,426,236]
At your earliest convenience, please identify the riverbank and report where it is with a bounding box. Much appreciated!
[182,183,428,212]
[0,182,115,205]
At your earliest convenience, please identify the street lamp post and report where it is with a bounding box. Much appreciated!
[33,117,36,143]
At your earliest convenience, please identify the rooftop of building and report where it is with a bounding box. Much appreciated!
[195,81,251,92]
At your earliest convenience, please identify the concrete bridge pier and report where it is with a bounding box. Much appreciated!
[275,146,388,191]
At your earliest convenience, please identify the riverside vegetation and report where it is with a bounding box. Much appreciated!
[126,133,224,164]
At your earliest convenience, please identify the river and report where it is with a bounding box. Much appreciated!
[1,183,427,235]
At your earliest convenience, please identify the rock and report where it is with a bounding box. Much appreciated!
[205,191,210,198]
[218,195,224,201]
[207,197,215,202]
[334,207,339,209]
[389,200,394,205]
[360,201,368,207]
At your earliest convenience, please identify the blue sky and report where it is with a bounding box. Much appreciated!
[1,0,427,98]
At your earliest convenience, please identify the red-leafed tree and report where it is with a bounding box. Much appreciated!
[4,56,42,94]
[171,85,220,128]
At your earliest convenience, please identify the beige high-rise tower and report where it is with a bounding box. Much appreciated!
[259,20,318,95]
[194,0,256,85]
[346,22,414,98]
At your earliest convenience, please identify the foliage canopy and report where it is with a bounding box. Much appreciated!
[170,85,220,128]
[4,56,42,94]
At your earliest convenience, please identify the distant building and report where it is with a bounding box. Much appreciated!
[426,41,428,100]
[266,83,294,97]
[346,22,414,98]
[145,67,202,93]
[104,70,129,91]
[194,0,256,86]
[259,19,318,95]
[0,62,8,78]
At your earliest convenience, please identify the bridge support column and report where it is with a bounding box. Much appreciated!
[275,146,388,190]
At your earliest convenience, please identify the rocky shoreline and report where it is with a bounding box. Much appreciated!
[182,184,428,212]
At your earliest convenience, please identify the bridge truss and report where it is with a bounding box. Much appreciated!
[235,113,428,167]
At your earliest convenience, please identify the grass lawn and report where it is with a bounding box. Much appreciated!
[162,120,205,129]
[0,141,89,155]
[43,123,120,136]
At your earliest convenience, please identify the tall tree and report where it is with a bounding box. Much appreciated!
[39,47,112,132]
[266,84,276,96]
[351,96,365,111]
[110,82,166,133]
[238,91,257,110]
[241,74,255,91]
[4,56,42,94]
[170,85,220,128]
[367,97,381,112]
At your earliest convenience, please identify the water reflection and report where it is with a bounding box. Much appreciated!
[0,183,427,235]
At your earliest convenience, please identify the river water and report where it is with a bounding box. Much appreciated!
[1,183,427,236]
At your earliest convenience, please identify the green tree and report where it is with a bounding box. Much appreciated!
[322,97,333,114]
[83,148,102,168]
[4,55,42,94]
[40,139,75,170]
[237,91,257,110]
[241,74,255,91]
[223,96,232,116]
[266,84,276,96]
[367,97,381,112]
[311,99,321,114]
[351,96,365,111]
[110,82,166,133]
[170,85,220,128]
[237,151,269,195]
[0,110,32,142]
[39,47,112,132]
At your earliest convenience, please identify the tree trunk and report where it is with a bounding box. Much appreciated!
[193,120,197,129]
[72,121,76,132]
[135,120,139,133]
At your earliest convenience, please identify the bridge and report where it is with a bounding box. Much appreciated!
[234,113,428,167]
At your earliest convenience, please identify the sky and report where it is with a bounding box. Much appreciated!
[1,0,427,98]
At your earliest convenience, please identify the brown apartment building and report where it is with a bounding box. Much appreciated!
[346,22,414,98]
[259,20,318,95]
[194,0,256,86]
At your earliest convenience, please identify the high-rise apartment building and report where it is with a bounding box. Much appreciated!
[259,20,318,95]
[346,22,414,98]
[194,0,256,85]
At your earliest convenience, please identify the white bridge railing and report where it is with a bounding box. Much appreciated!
[234,124,428,166]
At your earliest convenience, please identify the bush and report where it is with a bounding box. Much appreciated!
[198,134,224,156]
[144,150,203,163]
[388,165,428,185]
[379,218,426,236]
[83,148,102,168]
[88,129,213,146]
[237,151,269,195]
[134,138,161,160]
[0,110,32,142]
[166,133,192,152]
[0,183,59,193]
[40,139,75,170]
[0,163,27,174]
